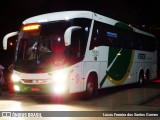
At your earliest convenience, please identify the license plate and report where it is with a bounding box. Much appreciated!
[31,87,40,92]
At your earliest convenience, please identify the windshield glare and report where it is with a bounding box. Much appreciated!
[15,19,91,72]
[17,21,69,63]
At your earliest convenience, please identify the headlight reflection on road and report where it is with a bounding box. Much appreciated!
[46,117,70,120]
[0,100,23,111]
[34,104,72,111]
[51,104,71,111]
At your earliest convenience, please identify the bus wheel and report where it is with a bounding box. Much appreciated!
[138,71,144,86]
[85,73,98,99]
[145,70,150,82]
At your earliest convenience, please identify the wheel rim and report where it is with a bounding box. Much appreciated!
[87,82,94,96]
[146,71,150,81]
[139,73,144,85]
[139,77,143,84]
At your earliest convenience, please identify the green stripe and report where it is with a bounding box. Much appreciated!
[100,47,134,88]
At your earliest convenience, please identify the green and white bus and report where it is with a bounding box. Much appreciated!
[3,11,157,98]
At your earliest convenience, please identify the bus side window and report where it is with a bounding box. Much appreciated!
[90,28,99,50]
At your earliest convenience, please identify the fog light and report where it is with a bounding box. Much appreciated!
[14,85,20,91]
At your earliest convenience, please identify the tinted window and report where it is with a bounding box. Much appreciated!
[90,21,156,51]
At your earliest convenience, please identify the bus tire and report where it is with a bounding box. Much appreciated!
[85,73,98,99]
[145,70,150,83]
[138,71,144,86]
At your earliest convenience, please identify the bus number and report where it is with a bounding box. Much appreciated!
[138,53,146,60]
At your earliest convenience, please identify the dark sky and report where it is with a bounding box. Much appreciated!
[0,0,160,66]
[0,0,159,33]
[0,0,159,43]
[0,0,160,41]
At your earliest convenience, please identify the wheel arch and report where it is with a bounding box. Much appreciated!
[85,71,98,90]
[84,71,98,99]
[144,68,150,81]
[137,68,144,82]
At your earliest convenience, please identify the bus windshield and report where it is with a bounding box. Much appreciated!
[15,19,91,73]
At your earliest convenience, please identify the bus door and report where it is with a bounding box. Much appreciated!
[69,29,84,93]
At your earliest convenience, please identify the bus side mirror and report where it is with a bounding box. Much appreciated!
[3,31,18,50]
[64,26,81,46]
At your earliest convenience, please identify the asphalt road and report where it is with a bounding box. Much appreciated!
[0,80,160,120]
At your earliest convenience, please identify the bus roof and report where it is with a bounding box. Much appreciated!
[22,10,155,38]
[22,11,93,25]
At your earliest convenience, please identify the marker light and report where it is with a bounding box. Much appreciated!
[65,16,70,20]
[22,24,41,31]
[12,74,21,82]
[9,42,13,46]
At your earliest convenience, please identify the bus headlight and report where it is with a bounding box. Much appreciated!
[51,70,68,94]
[52,70,67,83]
[12,74,21,82]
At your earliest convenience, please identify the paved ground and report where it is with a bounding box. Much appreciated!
[0,80,160,120]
